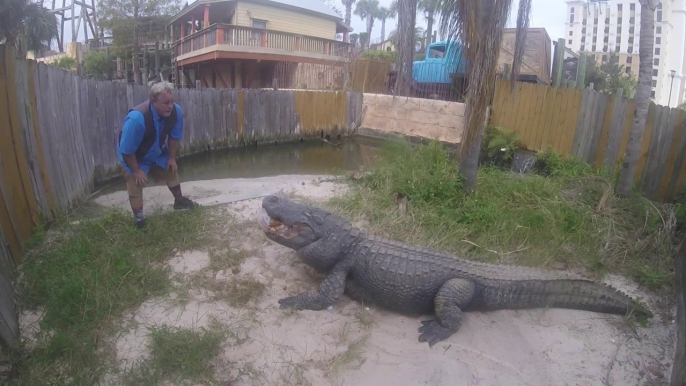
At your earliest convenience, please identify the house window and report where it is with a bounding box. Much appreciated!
[653,80,657,87]
[618,4,622,11]
[653,69,659,76]
[657,3,662,22]
[629,27,634,34]
[629,17,635,24]
[593,45,597,51]
[616,46,620,53]
[628,37,634,44]
[570,14,575,23]
[252,20,267,29]
[571,7,575,13]
[628,47,633,53]
[630,3,635,11]
[625,67,631,74]
[656,37,661,44]
[603,55,608,62]
[657,27,662,34]
[655,48,660,55]
[605,18,610,24]
[569,31,573,36]
[581,45,586,51]
[627,57,632,63]
[568,39,572,45]
[651,91,656,98]
[654,58,659,65]
[604,27,609,33]
[616,37,621,43]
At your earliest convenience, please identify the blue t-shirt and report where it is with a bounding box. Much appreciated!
[117,103,184,175]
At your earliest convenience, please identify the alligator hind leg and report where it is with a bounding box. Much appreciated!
[418,278,475,347]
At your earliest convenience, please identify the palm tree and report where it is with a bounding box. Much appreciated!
[617,0,659,196]
[439,0,533,191]
[394,0,417,96]
[378,6,396,43]
[342,0,357,27]
[354,0,381,49]
[418,0,439,49]
[0,0,58,55]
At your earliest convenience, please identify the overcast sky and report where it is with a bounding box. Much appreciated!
[338,0,567,44]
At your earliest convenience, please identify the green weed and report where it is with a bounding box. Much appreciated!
[329,140,676,290]
[14,207,220,385]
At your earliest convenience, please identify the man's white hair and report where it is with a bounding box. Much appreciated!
[150,81,175,101]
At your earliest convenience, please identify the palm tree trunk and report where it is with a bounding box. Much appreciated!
[395,0,417,97]
[425,11,434,48]
[381,18,386,42]
[366,17,374,48]
[345,5,352,26]
[458,0,512,192]
[617,0,658,196]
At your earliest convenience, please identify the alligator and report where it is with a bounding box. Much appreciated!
[256,195,653,347]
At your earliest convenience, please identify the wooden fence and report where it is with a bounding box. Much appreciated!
[491,79,686,202]
[0,44,363,350]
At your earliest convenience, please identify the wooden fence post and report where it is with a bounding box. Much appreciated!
[576,55,587,89]
[552,38,565,88]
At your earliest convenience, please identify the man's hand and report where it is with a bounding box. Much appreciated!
[133,169,148,186]
[167,158,178,174]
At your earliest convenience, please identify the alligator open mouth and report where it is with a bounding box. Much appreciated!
[257,208,301,239]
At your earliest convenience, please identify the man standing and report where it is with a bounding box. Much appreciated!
[117,81,198,228]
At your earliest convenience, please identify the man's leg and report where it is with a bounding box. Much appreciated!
[149,166,198,209]
[124,170,147,228]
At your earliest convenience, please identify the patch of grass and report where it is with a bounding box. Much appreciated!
[14,207,221,385]
[329,140,676,290]
[327,335,368,377]
[208,247,248,273]
[147,325,226,383]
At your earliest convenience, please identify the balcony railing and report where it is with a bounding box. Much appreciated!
[173,24,352,60]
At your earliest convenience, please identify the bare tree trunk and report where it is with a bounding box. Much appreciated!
[617,0,658,196]
[395,0,417,97]
[132,1,141,85]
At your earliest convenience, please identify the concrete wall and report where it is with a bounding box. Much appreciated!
[360,94,464,144]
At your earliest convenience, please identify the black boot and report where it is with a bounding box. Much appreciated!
[174,196,199,210]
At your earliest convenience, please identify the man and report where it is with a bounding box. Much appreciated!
[117,81,198,228]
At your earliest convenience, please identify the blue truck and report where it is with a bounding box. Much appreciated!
[387,40,468,101]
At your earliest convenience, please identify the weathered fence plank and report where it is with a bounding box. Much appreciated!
[602,96,628,168]
[491,79,686,201]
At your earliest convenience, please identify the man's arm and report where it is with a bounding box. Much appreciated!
[119,113,147,185]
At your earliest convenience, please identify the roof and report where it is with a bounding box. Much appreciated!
[169,0,342,25]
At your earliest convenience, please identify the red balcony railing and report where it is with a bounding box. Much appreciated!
[172,24,352,60]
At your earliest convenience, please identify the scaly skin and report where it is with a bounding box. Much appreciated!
[257,195,653,347]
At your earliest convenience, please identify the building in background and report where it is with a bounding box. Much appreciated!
[168,0,353,90]
[565,0,686,107]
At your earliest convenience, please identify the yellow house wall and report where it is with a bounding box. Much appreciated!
[235,1,337,40]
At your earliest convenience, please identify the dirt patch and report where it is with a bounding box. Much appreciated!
[82,176,676,385]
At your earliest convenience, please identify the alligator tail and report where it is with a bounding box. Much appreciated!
[485,279,653,318]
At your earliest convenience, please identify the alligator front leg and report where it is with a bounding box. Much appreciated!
[418,278,476,347]
[278,262,350,311]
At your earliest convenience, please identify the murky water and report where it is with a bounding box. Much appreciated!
[96,135,386,194]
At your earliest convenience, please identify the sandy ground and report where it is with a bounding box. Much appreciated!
[45,176,678,385]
